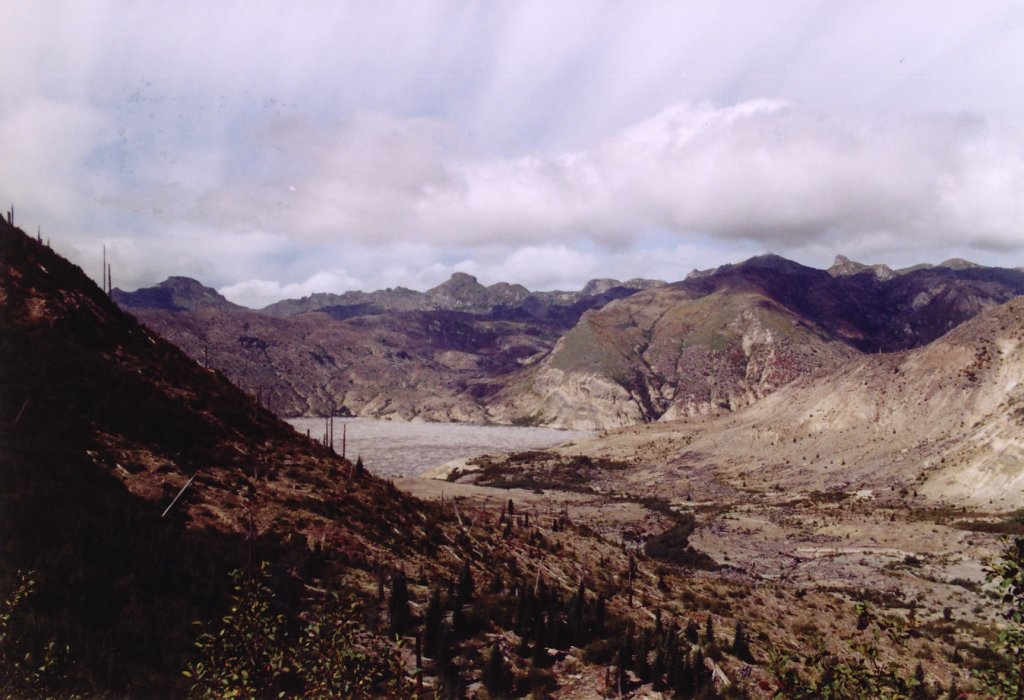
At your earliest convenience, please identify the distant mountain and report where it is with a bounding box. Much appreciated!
[113,255,1024,430]
[112,275,239,311]
[115,274,666,420]
[260,272,666,318]
[491,254,1024,429]
[423,271,530,312]
[491,256,860,429]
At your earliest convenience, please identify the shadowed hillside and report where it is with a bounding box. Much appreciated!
[0,219,430,694]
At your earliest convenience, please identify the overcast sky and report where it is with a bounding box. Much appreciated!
[3,1,1023,307]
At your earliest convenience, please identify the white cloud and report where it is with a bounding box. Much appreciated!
[0,96,113,222]
[176,101,1024,257]
[220,269,363,308]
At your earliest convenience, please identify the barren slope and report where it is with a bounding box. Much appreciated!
[563,296,1024,509]
[0,219,440,693]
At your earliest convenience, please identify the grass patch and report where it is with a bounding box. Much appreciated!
[459,451,630,494]
[952,510,1024,535]
[644,512,719,571]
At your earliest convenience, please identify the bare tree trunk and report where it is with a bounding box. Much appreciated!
[161,474,198,517]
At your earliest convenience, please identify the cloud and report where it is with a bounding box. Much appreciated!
[220,269,363,308]
[3,2,1024,303]
[0,96,113,222]
[177,100,1024,256]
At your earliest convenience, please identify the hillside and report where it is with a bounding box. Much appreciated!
[542,293,1024,509]
[691,295,1024,509]
[493,255,1024,429]
[0,217,447,694]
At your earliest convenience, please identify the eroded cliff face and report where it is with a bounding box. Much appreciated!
[490,285,857,430]
[489,365,643,430]
[701,297,1024,509]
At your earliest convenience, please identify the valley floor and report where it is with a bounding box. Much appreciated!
[398,418,1015,697]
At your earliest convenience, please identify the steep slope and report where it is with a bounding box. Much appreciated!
[0,219,431,694]
[493,255,1024,429]
[700,296,1024,508]
[491,273,857,429]
[120,305,559,420]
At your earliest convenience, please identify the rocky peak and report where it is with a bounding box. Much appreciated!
[486,281,531,304]
[939,257,982,270]
[113,276,237,311]
[622,277,666,290]
[580,278,621,296]
[426,272,491,310]
[582,278,665,296]
[828,255,895,281]
[721,253,813,276]
[426,273,533,311]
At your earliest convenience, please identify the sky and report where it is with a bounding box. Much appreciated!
[2,1,1024,308]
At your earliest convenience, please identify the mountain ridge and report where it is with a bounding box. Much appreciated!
[258,272,666,317]
[113,253,1024,429]
[491,254,1024,428]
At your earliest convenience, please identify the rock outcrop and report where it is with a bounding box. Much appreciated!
[828,254,896,281]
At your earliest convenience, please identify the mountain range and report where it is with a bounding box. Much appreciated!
[112,272,666,420]
[115,254,1024,430]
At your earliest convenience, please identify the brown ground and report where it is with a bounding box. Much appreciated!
[401,460,1001,698]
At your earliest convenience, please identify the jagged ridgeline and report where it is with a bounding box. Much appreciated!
[114,270,667,421]
[118,248,1024,430]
